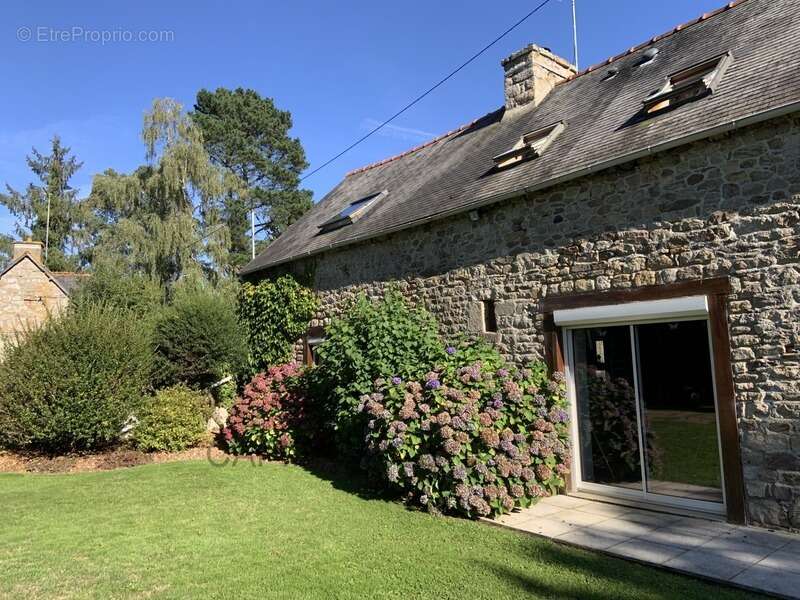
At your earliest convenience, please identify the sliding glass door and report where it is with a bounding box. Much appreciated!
[568,319,724,512]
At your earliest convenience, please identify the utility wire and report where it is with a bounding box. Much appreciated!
[300,0,556,182]
[186,0,556,252]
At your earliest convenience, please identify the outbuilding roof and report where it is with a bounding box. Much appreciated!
[242,0,800,274]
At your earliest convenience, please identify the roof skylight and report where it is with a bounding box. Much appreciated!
[643,51,733,115]
[492,121,565,170]
[318,190,388,233]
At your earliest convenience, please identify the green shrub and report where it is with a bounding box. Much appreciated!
[71,263,164,318]
[311,290,445,457]
[152,289,248,389]
[0,304,152,453]
[238,276,318,374]
[133,385,211,452]
[363,343,571,518]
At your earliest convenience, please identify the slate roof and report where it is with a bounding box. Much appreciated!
[242,0,800,274]
[52,272,90,295]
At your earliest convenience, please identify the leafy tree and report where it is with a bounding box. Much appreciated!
[0,136,87,271]
[191,88,312,268]
[86,98,241,285]
[0,234,12,266]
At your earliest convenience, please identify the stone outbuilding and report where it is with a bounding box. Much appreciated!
[242,0,799,530]
[0,240,86,354]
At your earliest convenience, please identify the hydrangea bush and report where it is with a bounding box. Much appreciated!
[361,342,570,518]
[223,363,311,460]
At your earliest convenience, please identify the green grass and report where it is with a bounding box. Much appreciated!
[0,460,758,600]
[649,414,722,488]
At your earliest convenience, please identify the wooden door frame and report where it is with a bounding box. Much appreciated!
[540,277,746,524]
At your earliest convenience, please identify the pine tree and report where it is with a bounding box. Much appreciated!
[191,88,312,268]
[1,136,86,271]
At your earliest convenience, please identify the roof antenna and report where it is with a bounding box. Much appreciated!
[571,0,579,70]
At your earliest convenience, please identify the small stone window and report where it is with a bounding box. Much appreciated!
[318,190,388,233]
[643,52,733,115]
[482,299,498,333]
[492,121,565,170]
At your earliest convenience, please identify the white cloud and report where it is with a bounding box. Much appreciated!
[360,118,436,143]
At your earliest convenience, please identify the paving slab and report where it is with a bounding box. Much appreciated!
[753,549,800,574]
[557,527,631,550]
[732,564,800,598]
[696,536,775,565]
[551,509,610,528]
[488,495,800,598]
[606,539,687,565]
[637,526,715,551]
[663,549,752,580]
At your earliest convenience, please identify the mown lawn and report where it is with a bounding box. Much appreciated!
[0,459,758,600]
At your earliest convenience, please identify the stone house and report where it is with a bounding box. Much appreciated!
[242,0,800,530]
[0,240,86,354]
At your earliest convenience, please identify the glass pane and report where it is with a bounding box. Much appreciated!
[636,321,723,503]
[573,326,643,491]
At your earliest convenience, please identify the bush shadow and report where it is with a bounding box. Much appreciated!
[297,455,399,504]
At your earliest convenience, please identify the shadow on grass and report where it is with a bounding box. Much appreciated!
[297,456,399,503]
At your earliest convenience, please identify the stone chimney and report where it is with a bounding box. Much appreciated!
[12,239,44,263]
[502,44,576,110]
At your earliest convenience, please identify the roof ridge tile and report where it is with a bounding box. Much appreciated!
[343,0,751,178]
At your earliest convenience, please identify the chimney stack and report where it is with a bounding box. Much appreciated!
[12,239,44,264]
[502,44,576,110]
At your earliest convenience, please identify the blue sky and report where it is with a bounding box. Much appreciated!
[0,0,725,238]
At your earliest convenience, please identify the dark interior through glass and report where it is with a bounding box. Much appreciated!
[572,320,724,504]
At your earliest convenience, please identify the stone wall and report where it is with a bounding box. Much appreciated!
[269,115,800,529]
[0,257,69,355]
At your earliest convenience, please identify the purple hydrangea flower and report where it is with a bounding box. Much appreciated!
[392,437,404,448]
[391,376,403,385]
[452,464,467,480]
[492,399,504,409]
[426,379,441,389]
[497,368,509,378]
[446,346,456,355]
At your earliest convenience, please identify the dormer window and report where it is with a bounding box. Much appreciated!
[643,52,733,115]
[318,190,388,233]
[492,121,565,170]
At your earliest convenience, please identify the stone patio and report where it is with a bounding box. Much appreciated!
[489,495,800,598]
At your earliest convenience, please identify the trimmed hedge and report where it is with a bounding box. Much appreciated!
[153,290,248,389]
[0,304,152,453]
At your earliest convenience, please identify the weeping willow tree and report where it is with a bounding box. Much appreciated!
[86,98,243,285]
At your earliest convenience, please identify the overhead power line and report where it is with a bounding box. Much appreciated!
[300,0,556,182]
[185,0,557,254]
